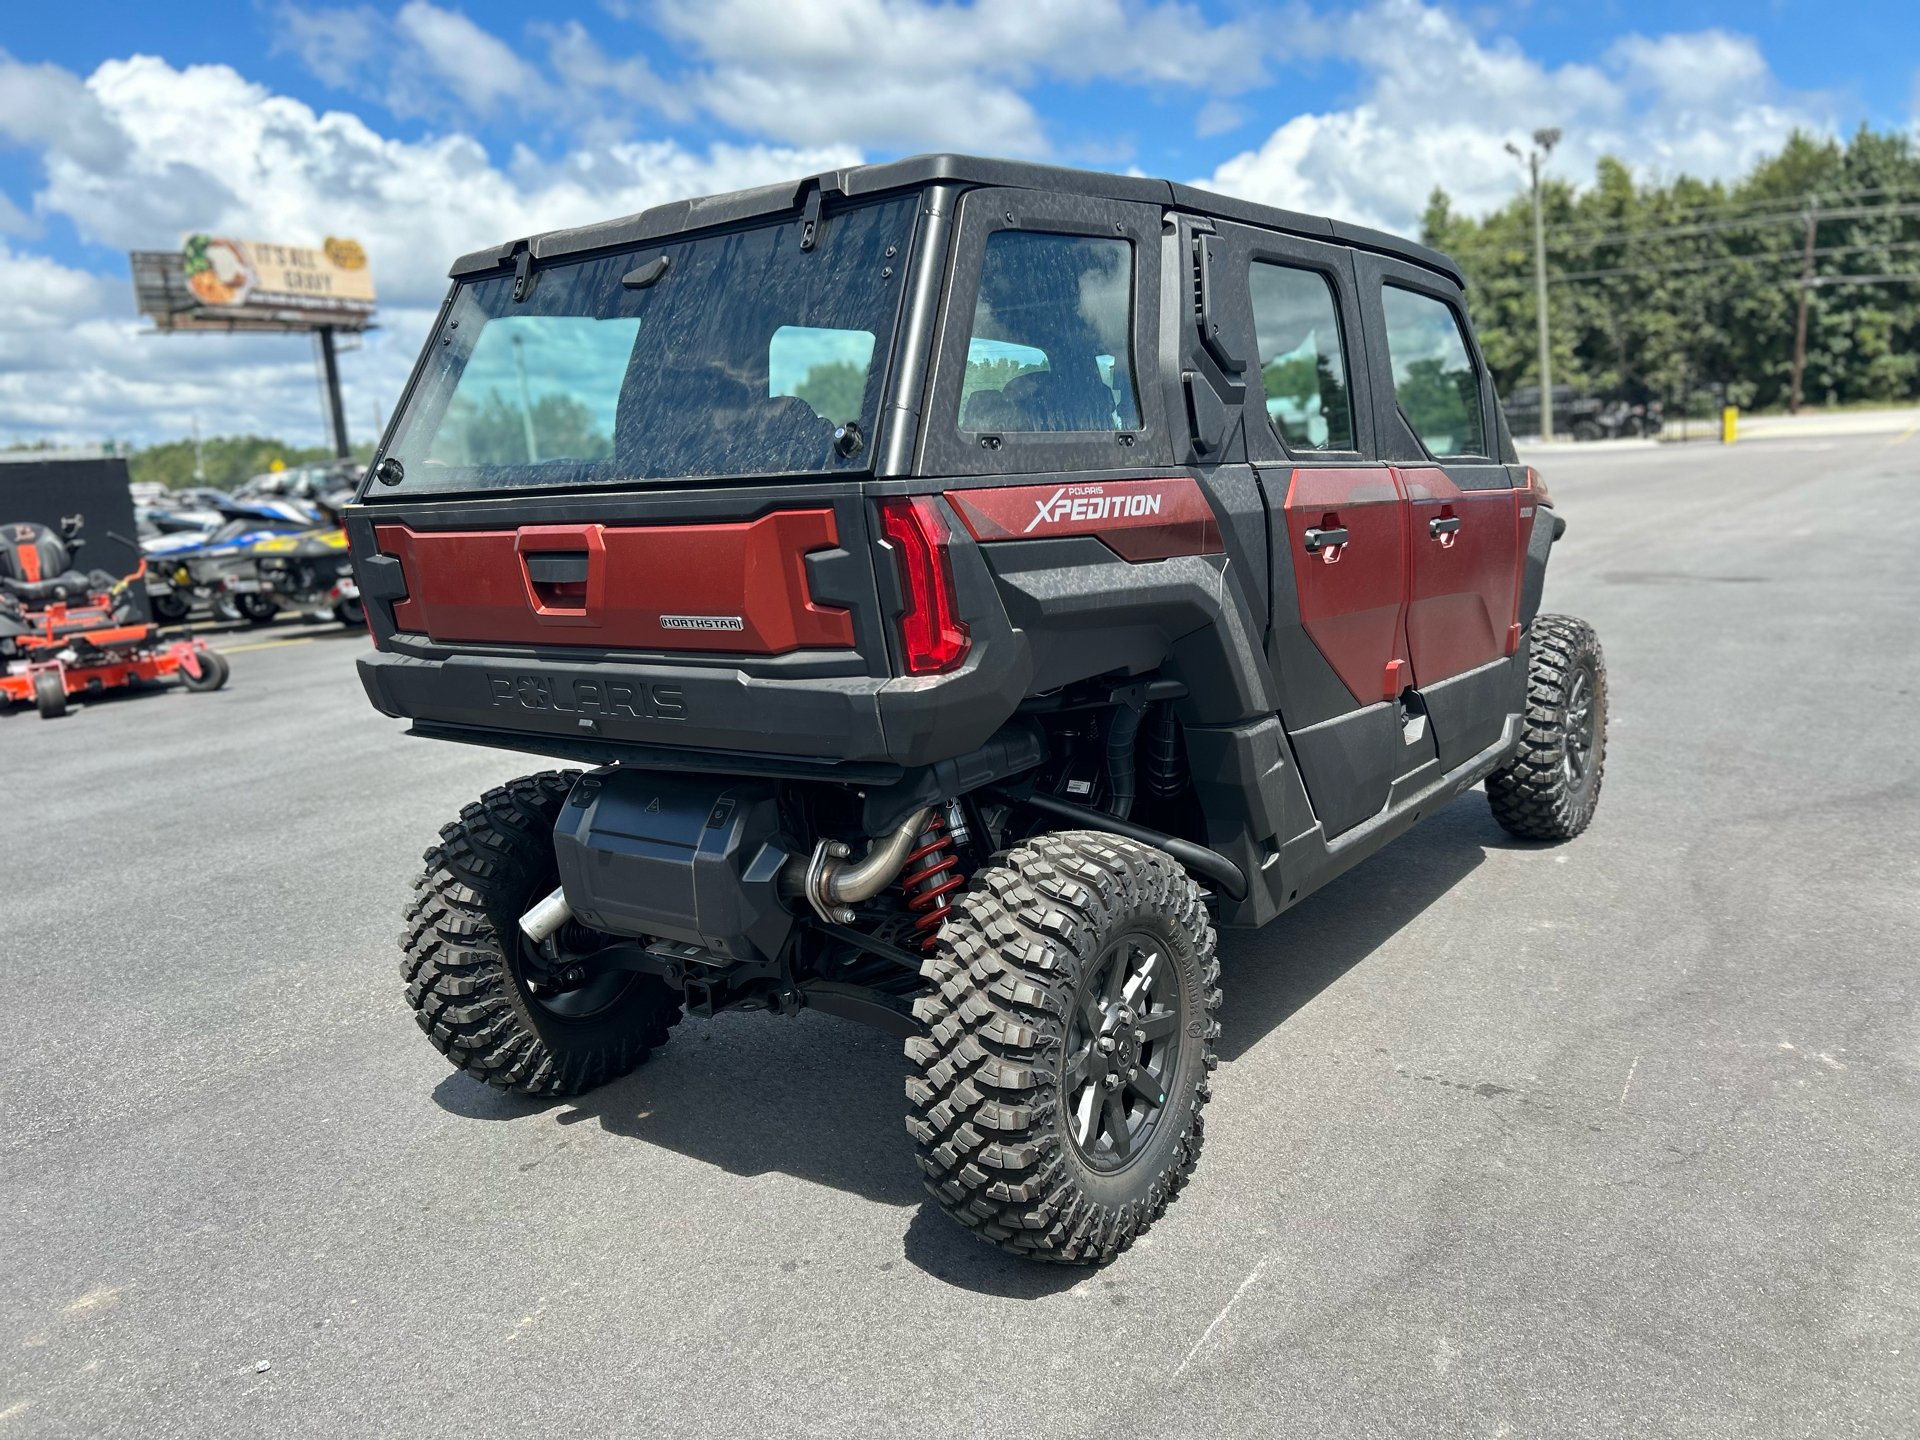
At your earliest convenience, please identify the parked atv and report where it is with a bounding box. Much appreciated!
[347,156,1607,1264]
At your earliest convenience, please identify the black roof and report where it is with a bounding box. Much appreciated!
[450,153,1463,288]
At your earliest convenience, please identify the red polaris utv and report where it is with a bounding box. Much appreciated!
[347,156,1605,1264]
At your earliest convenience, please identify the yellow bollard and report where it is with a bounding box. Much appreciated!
[1721,406,1738,444]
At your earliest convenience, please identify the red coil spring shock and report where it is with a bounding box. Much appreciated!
[901,811,965,949]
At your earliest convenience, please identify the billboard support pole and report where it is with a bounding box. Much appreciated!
[318,325,350,459]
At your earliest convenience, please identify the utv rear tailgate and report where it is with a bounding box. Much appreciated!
[346,486,1031,768]
[371,510,855,653]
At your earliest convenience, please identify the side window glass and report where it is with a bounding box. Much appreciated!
[961,232,1140,433]
[1249,262,1354,451]
[1381,285,1487,459]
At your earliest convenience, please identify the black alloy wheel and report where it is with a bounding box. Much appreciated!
[1563,664,1597,788]
[515,920,638,1022]
[1063,932,1183,1172]
[1487,613,1608,841]
[906,831,1220,1264]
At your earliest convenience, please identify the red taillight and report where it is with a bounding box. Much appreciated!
[879,496,970,675]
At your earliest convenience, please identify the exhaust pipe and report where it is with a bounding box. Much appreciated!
[518,885,571,943]
[522,805,938,941]
[781,806,936,925]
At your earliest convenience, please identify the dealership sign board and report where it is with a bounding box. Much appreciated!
[132,235,377,333]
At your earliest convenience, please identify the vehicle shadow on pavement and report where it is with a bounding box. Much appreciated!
[898,1202,1087,1297]
[1213,792,1515,1063]
[428,790,1519,1296]
[431,1025,1087,1296]
[433,1016,920,1194]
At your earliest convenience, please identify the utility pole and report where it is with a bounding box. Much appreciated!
[1789,200,1818,414]
[191,413,205,482]
[1507,128,1561,440]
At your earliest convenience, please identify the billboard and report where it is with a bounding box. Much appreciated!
[132,234,377,333]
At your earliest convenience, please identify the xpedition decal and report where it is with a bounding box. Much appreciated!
[944,477,1223,562]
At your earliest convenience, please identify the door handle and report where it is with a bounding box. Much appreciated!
[1428,516,1461,538]
[1303,526,1349,552]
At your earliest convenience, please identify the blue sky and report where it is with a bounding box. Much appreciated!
[0,0,1913,448]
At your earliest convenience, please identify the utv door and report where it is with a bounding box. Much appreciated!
[1354,254,1522,773]
[917,184,1213,702]
[1205,219,1408,841]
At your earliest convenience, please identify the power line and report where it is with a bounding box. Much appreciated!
[1542,200,1920,252]
[1807,273,1920,287]
[1528,183,1920,248]
[1473,238,1920,288]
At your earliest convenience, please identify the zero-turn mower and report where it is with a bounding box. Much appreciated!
[1,516,228,720]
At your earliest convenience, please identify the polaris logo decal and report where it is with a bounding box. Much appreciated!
[1024,487,1164,532]
[487,673,685,720]
[943,477,1224,564]
[660,614,745,631]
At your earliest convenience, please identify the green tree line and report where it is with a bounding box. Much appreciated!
[1422,126,1920,412]
[125,435,374,489]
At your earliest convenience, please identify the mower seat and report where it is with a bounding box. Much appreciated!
[0,570,104,605]
[1,521,73,585]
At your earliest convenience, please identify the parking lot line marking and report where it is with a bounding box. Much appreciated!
[219,636,326,654]
[1620,1055,1641,1107]
[1172,1254,1270,1379]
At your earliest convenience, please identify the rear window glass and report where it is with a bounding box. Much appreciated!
[1382,285,1487,459]
[769,325,877,426]
[959,233,1140,433]
[1250,262,1355,451]
[430,315,637,466]
[378,198,914,494]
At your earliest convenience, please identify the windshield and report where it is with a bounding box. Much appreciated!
[379,197,916,495]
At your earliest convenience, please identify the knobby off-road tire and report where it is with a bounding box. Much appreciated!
[1487,614,1608,841]
[905,832,1221,1264]
[401,771,682,1096]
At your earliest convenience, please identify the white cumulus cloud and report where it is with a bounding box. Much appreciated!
[655,0,1271,154]
[0,49,856,444]
[0,4,1844,445]
[1199,2,1830,234]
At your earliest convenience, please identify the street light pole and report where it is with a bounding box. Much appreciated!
[1508,128,1561,441]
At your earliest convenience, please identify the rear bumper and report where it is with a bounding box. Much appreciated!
[356,627,1028,768]
[359,648,888,757]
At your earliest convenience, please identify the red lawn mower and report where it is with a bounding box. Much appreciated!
[1,516,228,720]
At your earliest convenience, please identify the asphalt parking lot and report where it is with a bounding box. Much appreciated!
[5,433,1917,1438]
